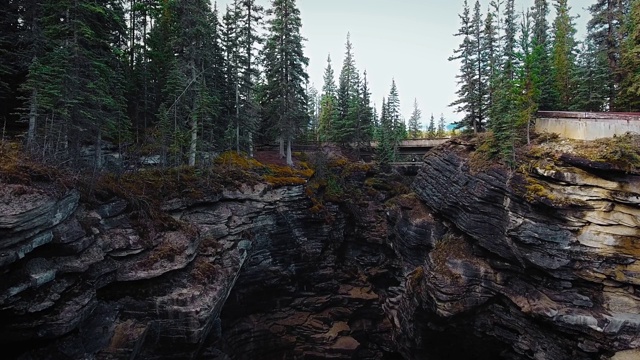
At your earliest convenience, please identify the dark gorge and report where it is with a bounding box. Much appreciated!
[2,139,640,360]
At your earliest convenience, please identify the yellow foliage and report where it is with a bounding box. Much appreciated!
[264,175,307,186]
[215,151,263,169]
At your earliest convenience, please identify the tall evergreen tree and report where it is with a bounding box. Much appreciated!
[306,84,320,141]
[471,0,488,132]
[408,98,422,139]
[617,0,640,110]
[482,9,499,124]
[437,114,447,137]
[233,0,263,156]
[531,0,557,110]
[587,0,630,109]
[449,0,477,132]
[426,113,436,139]
[551,0,578,109]
[334,33,359,143]
[386,79,405,159]
[262,0,309,166]
[573,38,610,111]
[377,97,394,164]
[502,0,519,82]
[22,0,130,165]
[357,70,373,145]
[318,54,337,141]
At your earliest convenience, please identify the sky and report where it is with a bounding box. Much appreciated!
[217,0,593,127]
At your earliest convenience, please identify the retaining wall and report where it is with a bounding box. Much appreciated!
[535,111,640,140]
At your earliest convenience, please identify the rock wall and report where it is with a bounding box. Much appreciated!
[3,139,640,360]
[388,139,640,360]
[0,178,402,360]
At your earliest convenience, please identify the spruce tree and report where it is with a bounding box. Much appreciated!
[551,0,578,110]
[587,0,630,110]
[617,0,640,110]
[262,0,309,166]
[357,70,373,146]
[22,0,130,165]
[531,0,557,110]
[426,114,437,139]
[318,54,337,141]
[377,97,394,165]
[502,0,518,82]
[449,0,477,132]
[235,0,264,156]
[334,33,359,144]
[437,114,447,138]
[482,9,499,124]
[408,99,422,139]
[572,38,609,111]
[471,1,488,132]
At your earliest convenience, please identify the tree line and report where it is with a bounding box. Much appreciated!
[0,0,452,168]
[0,0,310,167]
[311,34,451,164]
[450,0,640,164]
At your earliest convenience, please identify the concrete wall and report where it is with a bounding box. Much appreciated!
[536,112,640,140]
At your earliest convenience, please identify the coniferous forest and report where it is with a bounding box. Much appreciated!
[450,0,640,163]
[0,0,413,168]
[2,0,640,169]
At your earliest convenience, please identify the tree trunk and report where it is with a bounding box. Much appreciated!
[95,128,103,170]
[188,61,198,167]
[286,136,293,166]
[279,137,285,158]
[27,88,37,148]
[236,81,240,154]
[248,132,253,158]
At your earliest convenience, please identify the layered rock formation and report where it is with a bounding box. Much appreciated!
[2,137,640,360]
[0,177,401,359]
[384,139,640,360]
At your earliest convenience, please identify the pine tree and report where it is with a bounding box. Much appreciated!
[617,0,640,110]
[262,0,309,166]
[449,0,477,132]
[356,70,373,146]
[437,114,447,138]
[334,33,359,143]
[471,0,488,132]
[573,37,610,111]
[517,10,539,145]
[318,54,337,141]
[502,0,519,82]
[235,0,264,156]
[587,0,630,110]
[482,9,499,124]
[386,79,405,160]
[531,0,557,110]
[551,0,578,109]
[377,97,394,165]
[408,98,422,139]
[22,0,130,165]
[426,114,437,139]
[306,84,320,141]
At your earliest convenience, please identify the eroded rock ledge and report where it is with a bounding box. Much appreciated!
[2,139,640,360]
[0,175,402,360]
[391,140,640,360]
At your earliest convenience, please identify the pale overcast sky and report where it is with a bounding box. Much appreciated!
[216,0,592,126]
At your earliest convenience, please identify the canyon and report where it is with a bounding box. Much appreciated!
[1,137,639,360]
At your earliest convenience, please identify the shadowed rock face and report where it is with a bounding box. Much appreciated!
[2,141,640,360]
[395,141,640,360]
[0,181,402,360]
